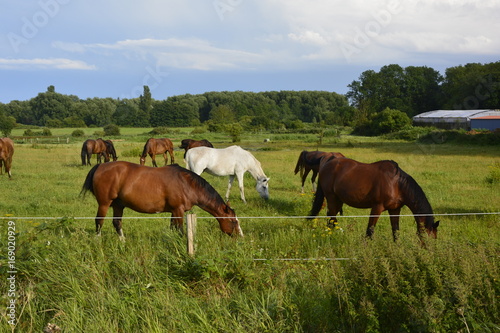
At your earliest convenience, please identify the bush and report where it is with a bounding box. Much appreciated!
[71,129,85,137]
[149,127,170,135]
[103,124,120,136]
[486,162,500,184]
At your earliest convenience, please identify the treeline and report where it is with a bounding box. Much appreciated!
[1,61,499,133]
[0,87,353,130]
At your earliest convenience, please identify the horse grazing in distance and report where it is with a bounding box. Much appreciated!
[185,145,270,203]
[99,140,118,164]
[294,150,345,193]
[179,139,214,158]
[81,161,243,239]
[309,158,439,244]
[0,137,14,178]
[139,138,175,167]
[81,138,110,166]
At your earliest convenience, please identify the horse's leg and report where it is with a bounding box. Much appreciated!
[310,170,318,192]
[366,206,384,239]
[326,196,343,228]
[95,204,109,236]
[151,153,157,167]
[163,152,168,166]
[111,204,125,241]
[234,173,247,203]
[388,208,401,242]
[168,149,175,164]
[226,175,239,202]
[170,209,185,234]
[301,169,311,193]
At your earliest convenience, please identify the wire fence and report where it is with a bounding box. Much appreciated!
[4,211,500,220]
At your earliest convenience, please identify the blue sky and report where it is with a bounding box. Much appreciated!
[1,0,499,103]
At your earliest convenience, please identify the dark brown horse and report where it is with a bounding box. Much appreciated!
[98,140,118,164]
[81,161,243,239]
[0,137,14,178]
[140,138,175,167]
[294,150,345,193]
[180,139,214,158]
[309,158,439,243]
[81,138,109,166]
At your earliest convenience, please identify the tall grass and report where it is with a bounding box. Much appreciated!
[1,134,499,332]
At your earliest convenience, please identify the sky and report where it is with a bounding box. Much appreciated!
[1,0,499,103]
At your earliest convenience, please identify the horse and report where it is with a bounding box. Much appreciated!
[81,138,110,166]
[139,138,175,167]
[0,137,14,178]
[309,157,439,244]
[294,150,345,193]
[81,161,243,239]
[99,140,118,164]
[179,139,214,158]
[185,145,270,203]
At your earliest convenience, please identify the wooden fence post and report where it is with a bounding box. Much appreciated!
[186,213,197,256]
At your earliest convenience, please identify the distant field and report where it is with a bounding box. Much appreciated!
[1,131,499,332]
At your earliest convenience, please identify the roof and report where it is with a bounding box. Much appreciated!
[471,116,500,120]
[413,110,492,119]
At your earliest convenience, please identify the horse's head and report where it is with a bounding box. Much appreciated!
[256,177,270,200]
[219,202,244,237]
[139,156,146,165]
[426,218,439,239]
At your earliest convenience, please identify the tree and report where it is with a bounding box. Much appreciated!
[370,108,412,135]
[138,85,152,125]
[0,106,16,136]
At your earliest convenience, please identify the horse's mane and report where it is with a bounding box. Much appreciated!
[396,165,433,216]
[170,164,227,206]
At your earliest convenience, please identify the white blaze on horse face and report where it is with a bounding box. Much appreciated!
[236,219,244,237]
[256,177,270,200]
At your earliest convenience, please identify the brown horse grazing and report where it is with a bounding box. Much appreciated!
[81,138,110,166]
[309,158,439,243]
[98,140,118,164]
[294,150,345,193]
[139,138,175,167]
[81,161,243,239]
[180,139,214,158]
[0,137,14,178]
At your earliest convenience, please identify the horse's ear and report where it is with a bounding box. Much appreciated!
[434,220,440,229]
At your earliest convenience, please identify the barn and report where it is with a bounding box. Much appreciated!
[470,116,500,131]
[413,109,500,130]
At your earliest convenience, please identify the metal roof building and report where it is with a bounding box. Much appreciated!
[412,109,500,130]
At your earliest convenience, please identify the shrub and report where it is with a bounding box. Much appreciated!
[71,129,85,137]
[486,162,500,184]
[149,127,170,135]
[103,124,120,136]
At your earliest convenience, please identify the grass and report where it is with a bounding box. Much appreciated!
[1,131,499,332]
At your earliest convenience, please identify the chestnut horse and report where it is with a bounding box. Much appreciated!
[81,138,109,166]
[81,161,243,239]
[309,158,439,243]
[180,139,214,158]
[0,137,14,178]
[294,150,345,193]
[140,138,175,167]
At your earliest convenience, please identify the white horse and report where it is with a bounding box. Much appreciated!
[185,145,270,203]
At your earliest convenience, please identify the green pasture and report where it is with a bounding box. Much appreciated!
[1,130,499,332]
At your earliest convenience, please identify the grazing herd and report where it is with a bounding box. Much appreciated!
[1,135,438,243]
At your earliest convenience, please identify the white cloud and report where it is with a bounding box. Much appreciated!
[52,38,264,71]
[0,58,96,70]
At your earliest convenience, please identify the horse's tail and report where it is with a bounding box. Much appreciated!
[80,164,100,197]
[141,139,151,158]
[308,181,325,219]
[81,142,88,165]
[294,151,306,176]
